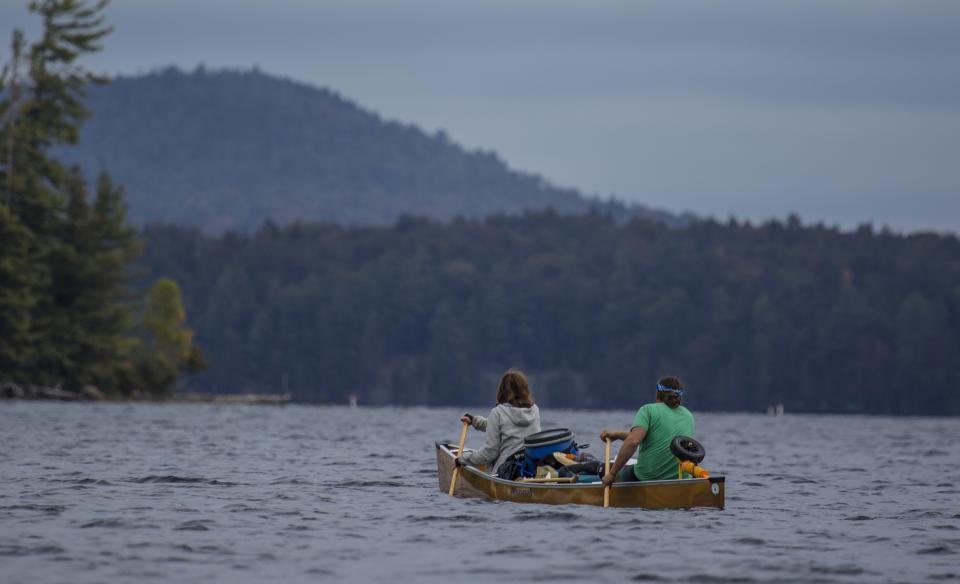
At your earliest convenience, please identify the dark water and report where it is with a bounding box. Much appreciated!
[1,402,959,583]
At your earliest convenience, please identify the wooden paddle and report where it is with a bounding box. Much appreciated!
[603,437,611,508]
[448,420,469,497]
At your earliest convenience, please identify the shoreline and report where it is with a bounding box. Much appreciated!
[0,382,290,405]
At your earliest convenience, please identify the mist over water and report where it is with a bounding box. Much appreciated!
[1,402,958,583]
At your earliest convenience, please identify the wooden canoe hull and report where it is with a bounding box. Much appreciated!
[436,442,724,510]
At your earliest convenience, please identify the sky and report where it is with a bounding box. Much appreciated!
[2,0,958,232]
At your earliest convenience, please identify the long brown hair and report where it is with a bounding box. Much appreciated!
[496,369,535,408]
[656,375,684,409]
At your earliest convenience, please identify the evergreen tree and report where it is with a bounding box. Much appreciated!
[0,203,39,381]
[0,29,45,382]
[2,0,110,230]
[1,1,101,386]
[22,1,113,386]
[45,169,140,391]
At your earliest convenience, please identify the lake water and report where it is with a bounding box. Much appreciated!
[1,402,958,583]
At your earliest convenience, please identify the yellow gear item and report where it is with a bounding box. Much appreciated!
[679,460,710,478]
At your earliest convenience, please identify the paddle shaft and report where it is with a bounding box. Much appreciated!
[603,437,611,507]
[448,420,469,496]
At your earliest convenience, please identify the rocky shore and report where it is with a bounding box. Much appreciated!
[0,382,290,405]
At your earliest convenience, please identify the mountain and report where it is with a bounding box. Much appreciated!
[65,67,681,232]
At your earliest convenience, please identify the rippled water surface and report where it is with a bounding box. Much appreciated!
[1,402,959,583]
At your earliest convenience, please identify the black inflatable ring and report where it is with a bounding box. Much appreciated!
[670,435,706,464]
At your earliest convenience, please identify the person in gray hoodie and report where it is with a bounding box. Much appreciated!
[457,369,541,476]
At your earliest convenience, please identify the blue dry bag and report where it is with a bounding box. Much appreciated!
[518,428,578,478]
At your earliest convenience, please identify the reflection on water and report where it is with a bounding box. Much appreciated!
[1,402,958,583]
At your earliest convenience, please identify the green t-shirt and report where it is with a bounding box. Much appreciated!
[631,402,695,481]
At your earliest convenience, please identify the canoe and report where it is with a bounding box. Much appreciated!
[436,441,725,510]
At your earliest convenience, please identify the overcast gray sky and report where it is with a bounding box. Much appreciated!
[3,0,958,232]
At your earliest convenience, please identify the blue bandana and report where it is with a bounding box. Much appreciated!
[656,383,684,397]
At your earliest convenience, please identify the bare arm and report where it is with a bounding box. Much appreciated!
[603,426,647,486]
[599,429,630,442]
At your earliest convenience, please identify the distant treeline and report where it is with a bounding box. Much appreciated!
[139,213,960,415]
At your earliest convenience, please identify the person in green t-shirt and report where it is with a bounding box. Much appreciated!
[600,376,694,486]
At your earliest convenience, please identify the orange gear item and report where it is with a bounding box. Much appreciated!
[680,460,710,478]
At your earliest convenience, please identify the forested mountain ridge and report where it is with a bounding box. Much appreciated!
[139,213,960,415]
[63,67,680,233]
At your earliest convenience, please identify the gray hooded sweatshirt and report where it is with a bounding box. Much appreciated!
[460,403,541,474]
